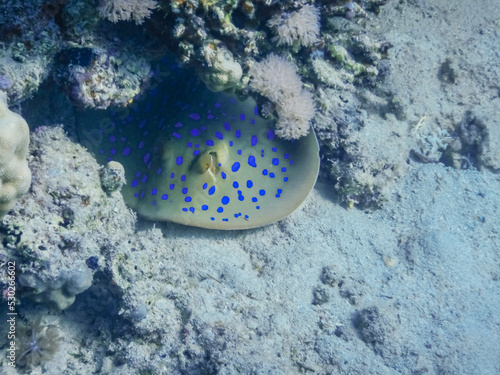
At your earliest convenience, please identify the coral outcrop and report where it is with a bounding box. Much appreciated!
[0,92,31,219]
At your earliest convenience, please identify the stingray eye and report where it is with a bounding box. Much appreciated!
[192,151,216,174]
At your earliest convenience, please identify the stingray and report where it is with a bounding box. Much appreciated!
[77,64,319,230]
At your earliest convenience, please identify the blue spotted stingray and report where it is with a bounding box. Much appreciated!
[77,64,319,229]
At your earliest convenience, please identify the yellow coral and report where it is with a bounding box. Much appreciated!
[0,92,31,218]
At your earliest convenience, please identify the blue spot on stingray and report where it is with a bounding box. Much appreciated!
[206,140,214,146]
[202,205,208,211]
[247,180,253,188]
[173,132,181,139]
[259,189,265,196]
[189,207,195,213]
[284,153,289,159]
[272,158,279,165]
[152,188,157,195]
[176,156,183,165]
[232,162,240,172]
[152,201,156,205]
[181,175,186,181]
[132,179,138,187]
[157,168,162,174]
[217,207,224,213]
[238,195,244,201]
[211,217,215,221]
[209,186,216,195]
[110,149,116,155]
[195,144,199,148]
[190,129,200,136]
[144,153,151,163]
[193,150,200,156]
[182,208,188,212]
[136,171,141,177]
[221,171,227,179]
[170,184,175,190]
[221,196,230,205]
[251,135,257,146]
[215,102,221,108]
[109,136,116,142]
[262,169,268,176]
[187,142,192,147]
[134,193,138,197]
[281,167,287,172]
[182,187,188,194]
[170,172,175,178]
[240,114,245,121]
[284,177,289,182]
[138,141,144,149]
[236,130,241,138]
[162,194,168,200]
[252,197,257,202]
[251,119,255,125]
[272,147,277,152]
[233,181,239,188]
[123,147,130,156]
[189,113,201,120]
[229,141,233,147]
[245,214,249,219]
[185,196,192,202]
[270,173,275,178]
[290,160,294,165]
[254,106,258,115]
[174,122,183,128]
[224,122,231,131]
[248,155,257,168]
[256,206,260,209]
[215,131,223,140]
[267,130,275,140]
[142,175,147,183]
[238,150,242,155]
[203,183,208,189]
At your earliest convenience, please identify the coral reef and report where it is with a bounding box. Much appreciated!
[0,126,134,310]
[0,92,31,219]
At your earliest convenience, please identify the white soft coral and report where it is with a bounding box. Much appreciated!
[98,0,157,25]
[267,5,320,47]
[249,55,316,140]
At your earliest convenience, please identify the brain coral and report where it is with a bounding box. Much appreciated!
[0,92,31,219]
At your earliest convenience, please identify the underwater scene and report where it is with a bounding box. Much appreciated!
[1,0,499,374]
